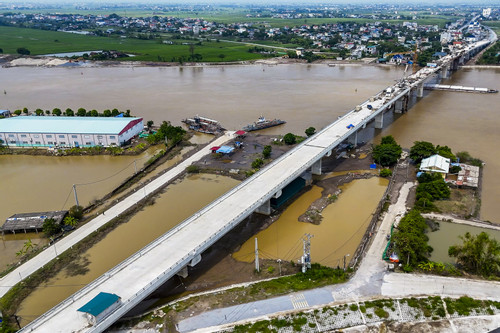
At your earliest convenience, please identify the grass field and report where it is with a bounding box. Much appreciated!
[0,26,266,62]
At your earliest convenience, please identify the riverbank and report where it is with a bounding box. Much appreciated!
[0,54,387,69]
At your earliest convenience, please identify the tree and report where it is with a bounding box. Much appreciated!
[14,109,22,116]
[22,107,28,115]
[103,109,112,117]
[146,120,154,129]
[43,218,61,236]
[436,145,455,161]
[63,216,78,227]
[262,145,272,159]
[35,108,44,116]
[65,108,74,116]
[305,127,316,137]
[76,108,87,117]
[372,136,402,167]
[393,210,433,268]
[90,109,99,117]
[449,232,500,277]
[52,108,62,116]
[69,205,84,220]
[218,54,226,61]
[283,133,296,145]
[410,141,435,163]
[17,47,30,55]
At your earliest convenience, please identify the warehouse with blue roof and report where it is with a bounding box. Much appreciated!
[0,116,143,148]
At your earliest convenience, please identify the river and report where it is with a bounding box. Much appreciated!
[1,65,498,221]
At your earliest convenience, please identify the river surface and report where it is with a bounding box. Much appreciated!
[233,177,388,267]
[16,174,239,326]
[1,65,498,221]
[428,221,500,264]
[1,64,499,324]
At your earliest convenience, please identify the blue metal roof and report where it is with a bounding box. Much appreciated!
[0,116,142,135]
[77,292,120,317]
[216,146,234,154]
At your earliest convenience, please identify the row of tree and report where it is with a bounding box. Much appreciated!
[13,107,132,118]
[146,121,186,147]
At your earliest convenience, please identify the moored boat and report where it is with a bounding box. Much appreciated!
[242,116,286,132]
[182,115,224,135]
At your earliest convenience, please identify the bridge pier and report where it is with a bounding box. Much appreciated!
[417,83,424,98]
[394,99,404,113]
[177,266,188,278]
[347,131,358,146]
[374,113,384,129]
[311,159,322,175]
[440,64,450,79]
[255,200,271,215]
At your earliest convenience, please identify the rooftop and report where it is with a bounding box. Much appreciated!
[420,154,450,174]
[1,210,67,233]
[77,292,120,317]
[0,116,142,135]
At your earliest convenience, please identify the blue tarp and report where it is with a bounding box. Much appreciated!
[216,146,234,154]
[370,164,377,169]
[115,113,124,117]
[77,292,120,317]
[346,124,354,129]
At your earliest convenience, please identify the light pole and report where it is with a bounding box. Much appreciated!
[343,254,350,271]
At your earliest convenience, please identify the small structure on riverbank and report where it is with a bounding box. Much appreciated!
[446,163,480,188]
[420,154,450,175]
[1,210,67,234]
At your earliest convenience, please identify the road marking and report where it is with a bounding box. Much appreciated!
[290,293,309,309]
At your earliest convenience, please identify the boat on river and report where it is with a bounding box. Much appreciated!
[182,115,224,135]
[242,116,286,132]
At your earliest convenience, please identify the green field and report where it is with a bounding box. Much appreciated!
[0,26,267,62]
[484,21,500,33]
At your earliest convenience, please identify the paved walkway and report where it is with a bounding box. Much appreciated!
[178,181,500,332]
[0,133,234,299]
[422,213,500,231]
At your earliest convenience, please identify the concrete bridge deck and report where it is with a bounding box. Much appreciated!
[19,27,496,333]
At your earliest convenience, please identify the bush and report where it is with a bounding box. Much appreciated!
[252,158,264,169]
[283,133,297,145]
[186,165,200,173]
[380,168,392,177]
[262,145,272,159]
[42,218,61,237]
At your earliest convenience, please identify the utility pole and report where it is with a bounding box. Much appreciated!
[301,233,313,273]
[255,237,259,272]
[72,184,79,207]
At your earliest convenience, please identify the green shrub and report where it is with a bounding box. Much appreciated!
[186,165,200,173]
[380,168,392,177]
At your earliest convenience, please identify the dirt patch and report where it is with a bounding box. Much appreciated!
[433,188,480,219]
[192,132,292,177]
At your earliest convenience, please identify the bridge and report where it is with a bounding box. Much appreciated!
[19,27,496,333]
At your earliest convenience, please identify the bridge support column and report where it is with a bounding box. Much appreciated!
[394,99,404,113]
[374,113,384,129]
[177,266,188,278]
[417,83,424,98]
[440,65,449,79]
[255,200,271,215]
[300,171,313,186]
[311,159,322,175]
[189,254,202,267]
[347,131,358,146]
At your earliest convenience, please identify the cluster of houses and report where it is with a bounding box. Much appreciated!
[0,5,495,60]
[419,154,479,188]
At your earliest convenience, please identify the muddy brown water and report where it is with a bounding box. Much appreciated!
[2,64,499,324]
[233,177,388,267]
[15,174,239,326]
[427,221,500,264]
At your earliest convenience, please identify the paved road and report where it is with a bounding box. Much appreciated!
[0,133,234,299]
[422,213,500,231]
[178,181,500,332]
